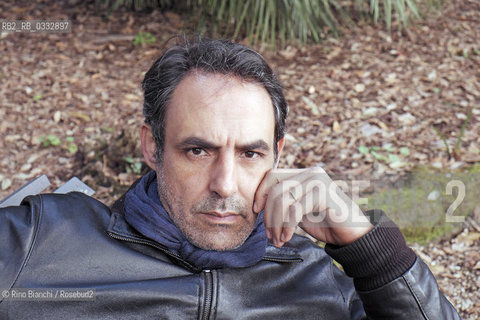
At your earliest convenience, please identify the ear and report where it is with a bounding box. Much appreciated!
[274,137,285,168]
[140,123,158,171]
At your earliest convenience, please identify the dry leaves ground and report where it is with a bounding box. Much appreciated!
[0,0,479,318]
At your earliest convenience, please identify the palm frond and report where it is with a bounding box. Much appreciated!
[95,0,439,47]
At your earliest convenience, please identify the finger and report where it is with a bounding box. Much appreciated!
[299,209,329,242]
[274,167,331,206]
[262,167,330,246]
[298,189,329,241]
[278,202,304,246]
[253,169,273,213]
[267,184,302,247]
[263,185,286,245]
[264,169,318,246]
[278,226,295,247]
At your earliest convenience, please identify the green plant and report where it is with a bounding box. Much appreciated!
[95,0,434,47]
[40,134,61,147]
[433,107,473,161]
[125,157,143,174]
[39,134,78,154]
[133,31,156,46]
[358,145,409,168]
[65,136,79,154]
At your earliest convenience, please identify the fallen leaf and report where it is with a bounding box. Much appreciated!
[301,96,319,115]
[1,178,12,191]
[332,120,341,132]
[67,111,91,122]
[354,83,366,93]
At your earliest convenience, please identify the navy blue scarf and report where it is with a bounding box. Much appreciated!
[124,171,267,269]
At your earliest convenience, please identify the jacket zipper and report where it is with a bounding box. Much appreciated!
[202,269,213,320]
[107,232,195,269]
[262,256,303,263]
[109,232,217,319]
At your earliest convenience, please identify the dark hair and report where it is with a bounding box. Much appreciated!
[142,36,288,162]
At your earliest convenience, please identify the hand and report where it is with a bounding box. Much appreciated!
[253,168,374,247]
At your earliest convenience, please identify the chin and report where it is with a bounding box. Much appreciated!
[188,232,249,251]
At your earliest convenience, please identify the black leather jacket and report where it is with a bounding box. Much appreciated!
[0,192,460,319]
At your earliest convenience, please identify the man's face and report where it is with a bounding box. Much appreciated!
[156,72,278,251]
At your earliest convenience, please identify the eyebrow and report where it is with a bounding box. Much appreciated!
[176,136,271,152]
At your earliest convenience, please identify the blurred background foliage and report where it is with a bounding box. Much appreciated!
[94,0,444,48]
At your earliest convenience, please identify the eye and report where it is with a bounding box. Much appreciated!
[244,151,259,159]
[188,148,207,156]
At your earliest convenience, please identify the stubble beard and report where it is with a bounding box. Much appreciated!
[155,167,257,251]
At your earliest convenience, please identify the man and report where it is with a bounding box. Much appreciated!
[0,38,459,319]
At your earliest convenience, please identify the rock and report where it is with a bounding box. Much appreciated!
[307,85,315,94]
[427,189,441,201]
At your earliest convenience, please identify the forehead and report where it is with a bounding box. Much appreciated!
[164,72,276,145]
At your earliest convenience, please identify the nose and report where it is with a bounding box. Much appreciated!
[208,152,238,198]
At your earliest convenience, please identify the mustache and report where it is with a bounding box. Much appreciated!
[192,196,249,216]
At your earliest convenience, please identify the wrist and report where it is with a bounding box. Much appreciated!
[325,210,416,291]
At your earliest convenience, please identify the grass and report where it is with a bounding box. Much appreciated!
[361,165,479,244]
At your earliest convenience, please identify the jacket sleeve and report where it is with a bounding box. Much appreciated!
[0,198,39,303]
[325,210,460,319]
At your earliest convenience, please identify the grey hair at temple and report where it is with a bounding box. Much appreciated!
[142,36,289,163]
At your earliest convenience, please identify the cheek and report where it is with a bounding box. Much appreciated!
[160,154,208,200]
[239,167,270,205]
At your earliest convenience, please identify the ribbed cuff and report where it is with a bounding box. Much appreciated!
[325,209,416,291]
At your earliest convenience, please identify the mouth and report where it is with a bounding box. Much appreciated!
[200,211,241,224]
